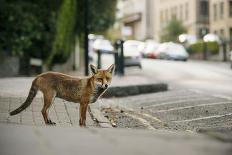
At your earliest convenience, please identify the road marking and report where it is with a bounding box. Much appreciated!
[211,94,232,100]
[123,112,156,130]
[173,113,232,123]
[189,89,232,100]
[155,101,232,113]
[143,98,214,108]
[139,113,163,123]
[132,94,209,106]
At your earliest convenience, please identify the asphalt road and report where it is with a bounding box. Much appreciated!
[99,56,232,138]
[100,55,232,97]
[134,59,232,97]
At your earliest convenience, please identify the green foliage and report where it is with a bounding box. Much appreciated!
[0,0,59,59]
[160,18,187,42]
[0,0,117,68]
[46,0,76,66]
[189,40,219,55]
[75,0,117,34]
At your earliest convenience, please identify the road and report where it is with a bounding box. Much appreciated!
[98,56,232,137]
[100,55,232,97]
[140,59,232,97]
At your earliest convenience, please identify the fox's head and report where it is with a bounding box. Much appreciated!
[89,64,115,89]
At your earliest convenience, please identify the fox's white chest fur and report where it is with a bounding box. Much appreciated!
[89,87,107,103]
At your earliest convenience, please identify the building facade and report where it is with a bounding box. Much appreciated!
[209,0,232,49]
[117,0,154,40]
[153,0,209,41]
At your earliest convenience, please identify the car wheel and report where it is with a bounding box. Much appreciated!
[139,64,142,69]
[182,59,187,62]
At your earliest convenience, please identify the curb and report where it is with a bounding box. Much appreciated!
[197,127,232,143]
[103,83,168,98]
[88,106,113,128]
[89,83,168,128]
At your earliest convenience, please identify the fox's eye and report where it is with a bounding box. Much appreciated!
[97,78,102,81]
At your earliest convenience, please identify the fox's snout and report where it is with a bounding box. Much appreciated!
[103,84,108,89]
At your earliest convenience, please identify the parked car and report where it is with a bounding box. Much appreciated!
[123,40,144,68]
[88,34,104,61]
[230,51,232,69]
[93,39,114,53]
[142,40,160,59]
[157,42,189,61]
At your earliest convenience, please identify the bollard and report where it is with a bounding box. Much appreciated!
[222,41,227,62]
[114,39,125,76]
[118,40,125,76]
[203,41,207,60]
[97,50,102,69]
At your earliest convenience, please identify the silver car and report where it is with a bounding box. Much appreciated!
[157,42,189,61]
[123,40,144,68]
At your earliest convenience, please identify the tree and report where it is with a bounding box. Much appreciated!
[0,0,117,71]
[46,0,117,67]
[160,18,187,42]
[46,0,76,66]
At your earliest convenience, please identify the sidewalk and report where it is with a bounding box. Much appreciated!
[0,123,231,155]
[0,74,231,155]
[0,96,97,127]
[0,71,167,127]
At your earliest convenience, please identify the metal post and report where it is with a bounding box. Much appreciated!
[114,52,119,74]
[97,50,102,69]
[222,41,227,62]
[84,0,89,75]
[119,40,125,76]
[203,41,207,60]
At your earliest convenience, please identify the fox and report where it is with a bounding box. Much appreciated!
[10,64,115,126]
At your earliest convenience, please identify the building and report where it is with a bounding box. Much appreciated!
[153,0,209,41]
[117,0,154,40]
[209,0,232,50]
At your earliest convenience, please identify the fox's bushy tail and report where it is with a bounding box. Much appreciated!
[10,80,38,116]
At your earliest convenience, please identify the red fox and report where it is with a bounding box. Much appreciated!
[10,64,115,126]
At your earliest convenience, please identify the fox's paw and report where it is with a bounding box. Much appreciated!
[47,120,56,125]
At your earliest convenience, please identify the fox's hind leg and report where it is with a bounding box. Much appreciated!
[41,90,56,125]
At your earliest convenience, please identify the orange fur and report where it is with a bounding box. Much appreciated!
[10,64,115,126]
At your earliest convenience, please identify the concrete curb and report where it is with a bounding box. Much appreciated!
[103,83,168,98]
[197,127,232,143]
[89,83,168,128]
[88,106,113,128]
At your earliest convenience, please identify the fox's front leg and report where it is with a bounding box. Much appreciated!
[79,102,88,127]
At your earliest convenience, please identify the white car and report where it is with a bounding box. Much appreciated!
[142,40,160,59]
[123,40,144,68]
[157,42,189,61]
[93,39,114,53]
[230,51,232,69]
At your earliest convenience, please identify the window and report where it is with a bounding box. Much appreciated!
[185,3,188,20]
[165,9,168,23]
[214,30,218,35]
[200,0,209,16]
[220,29,224,38]
[213,4,217,21]
[174,6,177,19]
[180,5,183,20]
[220,2,224,19]
[229,0,232,17]
[171,7,174,18]
[160,10,163,26]
[230,28,232,41]
[230,28,232,50]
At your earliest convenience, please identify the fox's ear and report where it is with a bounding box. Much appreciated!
[89,64,98,74]
[107,64,115,74]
